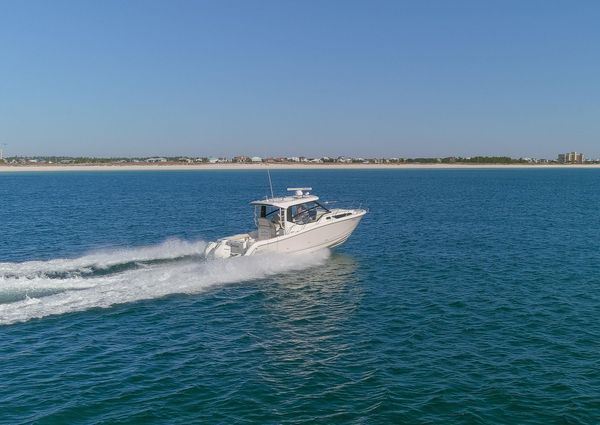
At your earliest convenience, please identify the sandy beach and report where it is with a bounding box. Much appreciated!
[0,163,599,172]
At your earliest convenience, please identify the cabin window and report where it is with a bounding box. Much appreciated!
[260,205,279,218]
[290,202,329,224]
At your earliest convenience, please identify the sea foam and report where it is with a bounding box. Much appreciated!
[0,239,329,325]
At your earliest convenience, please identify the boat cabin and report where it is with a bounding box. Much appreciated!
[250,188,330,240]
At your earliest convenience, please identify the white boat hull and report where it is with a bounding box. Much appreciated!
[205,210,366,259]
[247,213,364,256]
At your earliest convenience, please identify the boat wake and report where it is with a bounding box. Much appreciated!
[0,238,330,325]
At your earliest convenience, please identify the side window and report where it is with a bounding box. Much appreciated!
[292,203,313,223]
[260,206,279,219]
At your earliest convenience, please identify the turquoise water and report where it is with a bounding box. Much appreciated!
[2,169,600,424]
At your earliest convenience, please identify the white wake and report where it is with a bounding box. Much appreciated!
[0,239,330,325]
[0,238,207,278]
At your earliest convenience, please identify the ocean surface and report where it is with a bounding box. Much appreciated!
[2,169,600,424]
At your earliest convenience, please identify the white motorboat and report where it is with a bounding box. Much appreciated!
[204,188,366,259]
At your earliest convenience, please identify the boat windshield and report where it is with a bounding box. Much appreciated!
[289,202,329,224]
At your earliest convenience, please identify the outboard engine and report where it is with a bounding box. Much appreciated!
[203,241,232,259]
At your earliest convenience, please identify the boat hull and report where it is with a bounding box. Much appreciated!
[245,212,365,256]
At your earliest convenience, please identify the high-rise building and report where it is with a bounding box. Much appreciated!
[557,152,584,164]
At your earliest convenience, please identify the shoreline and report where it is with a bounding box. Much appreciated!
[1,163,599,172]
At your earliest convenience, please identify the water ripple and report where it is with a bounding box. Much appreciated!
[3,170,600,423]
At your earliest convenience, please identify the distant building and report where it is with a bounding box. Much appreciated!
[146,157,167,163]
[251,156,262,163]
[558,152,584,164]
[264,157,286,163]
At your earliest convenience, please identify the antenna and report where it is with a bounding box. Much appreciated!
[287,187,312,197]
[267,169,274,198]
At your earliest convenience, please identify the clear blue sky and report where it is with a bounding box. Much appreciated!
[1,0,599,158]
